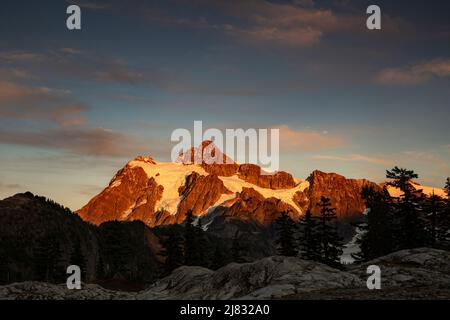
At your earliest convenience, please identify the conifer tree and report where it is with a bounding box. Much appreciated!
[184,210,202,266]
[353,186,395,261]
[96,255,105,279]
[422,192,446,246]
[211,243,226,270]
[386,167,426,249]
[440,178,450,243]
[160,228,184,275]
[70,241,87,282]
[298,209,320,261]
[275,211,298,257]
[34,234,59,282]
[231,231,246,263]
[316,196,343,267]
[0,245,9,285]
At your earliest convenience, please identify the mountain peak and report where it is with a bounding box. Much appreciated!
[177,140,235,166]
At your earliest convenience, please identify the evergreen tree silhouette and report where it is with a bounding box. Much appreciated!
[298,209,320,261]
[441,178,450,244]
[70,241,87,282]
[160,228,184,275]
[445,178,450,195]
[34,234,63,282]
[51,241,68,283]
[0,245,9,285]
[316,196,343,267]
[386,167,426,249]
[211,243,226,270]
[231,231,246,263]
[96,255,105,280]
[422,192,446,246]
[353,186,395,261]
[184,210,202,266]
[275,211,298,257]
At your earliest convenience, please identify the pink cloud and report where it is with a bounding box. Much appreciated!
[375,58,450,85]
[276,125,344,152]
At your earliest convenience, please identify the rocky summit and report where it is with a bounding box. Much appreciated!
[77,141,430,229]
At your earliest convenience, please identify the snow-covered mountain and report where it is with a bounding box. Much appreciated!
[76,141,446,228]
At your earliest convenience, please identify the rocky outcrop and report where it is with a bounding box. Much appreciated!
[349,247,450,288]
[138,256,362,300]
[305,170,382,219]
[0,282,134,300]
[2,248,449,300]
[221,187,299,226]
[77,162,164,226]
[177,172,232,218]
[237,164,296,190]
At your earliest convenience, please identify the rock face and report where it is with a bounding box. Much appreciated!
[305,170,382,219]
[237,164,296,189]
[77,143,448,229]
[177,172,232,218]
[138,256,363,300]
[350,247,450,289]
[221,187,299,226]
[77,161,165,227]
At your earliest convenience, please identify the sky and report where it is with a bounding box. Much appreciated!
[0,0,449,210]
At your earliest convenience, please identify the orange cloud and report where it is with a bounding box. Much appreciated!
[375,58,450,85]
[276,125,344,152]
[310,154,393,166]
[0,80,86,128]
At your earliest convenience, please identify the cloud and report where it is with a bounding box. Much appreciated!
[0,127,147,157]
[276,125,344,152]
[310,154,393,166]
[375,58,450,85]
[71,0,401,48]
[0,49,156,86]
[0,182,24,192]
[0,80,86,127]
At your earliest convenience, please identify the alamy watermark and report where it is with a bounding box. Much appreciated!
[171,121,279,174]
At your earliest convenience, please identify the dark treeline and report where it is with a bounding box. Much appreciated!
[274,196,344,268]
[158,210,235,275]
[353,167,450,262]
[274,167,450,267]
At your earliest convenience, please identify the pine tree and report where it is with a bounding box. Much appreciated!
[316,196,343,267]
[230,231,246,263]
[445,178,450,195]
[211,243,226,270]
[422,192,446,246]
[96,255,105,280]
[275,211,298,257]
[440,178,450,244]
[0,245,9,285]
[51,242,68,283]
[386,167,426,249]
[195,218,209,267]
[353,186,395,261]
[160,228,184,275]
[184,210,201,266]
[70,241,87,282]
[298,209,320,261]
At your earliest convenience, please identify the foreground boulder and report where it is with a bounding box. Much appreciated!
[1,248,449,300]
[138,256,362,299]
[0,282,133,300]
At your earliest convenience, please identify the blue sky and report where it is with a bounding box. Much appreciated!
[0,0,449,209]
